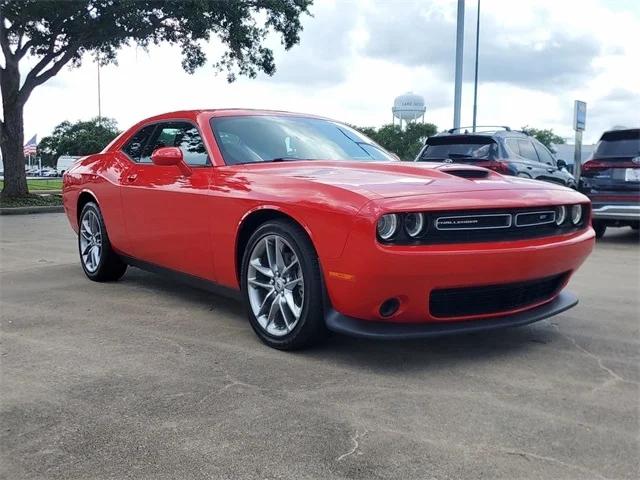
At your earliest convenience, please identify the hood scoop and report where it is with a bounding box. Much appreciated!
[441,168,490,179]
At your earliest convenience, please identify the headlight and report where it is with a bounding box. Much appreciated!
[555,205,567,225]
[571,204,583,224]
[377,214,399,240]
[404,212,425,238]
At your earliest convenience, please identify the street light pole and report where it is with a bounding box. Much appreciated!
[453,0,465,129]
[97,59,102,125]
[472,0,481,132]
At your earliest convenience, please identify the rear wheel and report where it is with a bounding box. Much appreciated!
[78,202,127,281]
[592,220,607,239]
[241,220,326,350]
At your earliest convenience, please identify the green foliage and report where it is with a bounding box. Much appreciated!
[521,126,565,151]
[0,0,312,197]
[353,123,438,161]
[0,193,62,208]
[37,118,120,167]
[1,0,312,86]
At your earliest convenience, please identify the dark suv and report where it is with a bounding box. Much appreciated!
[415,126,575,188]
[580,128,639,238]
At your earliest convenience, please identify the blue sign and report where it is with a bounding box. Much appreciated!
[574,100,587,131]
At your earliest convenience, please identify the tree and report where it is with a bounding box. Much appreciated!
[353,122,438,161]
[521,126,565,151]
[0,0,312,198]
[37,117,120,167]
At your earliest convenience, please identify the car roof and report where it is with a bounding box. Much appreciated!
[433,129,530,139]
[139,109,333,123]
[599,128,640,140]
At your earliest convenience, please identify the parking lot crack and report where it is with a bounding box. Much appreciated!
[498,447,610,479]
[552,325,638,392]
[336,428,368,462]
[196,375,256,406]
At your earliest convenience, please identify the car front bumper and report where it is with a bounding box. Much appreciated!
[326,291,578,339]
[591,204,640,221]
[322,224,594,325]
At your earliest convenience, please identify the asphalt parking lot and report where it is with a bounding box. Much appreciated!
[1,213,638,480]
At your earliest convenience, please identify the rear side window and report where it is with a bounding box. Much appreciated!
[517,140,539,162]
[533,141,555,165]
[147,122,210,166]
[505,138,520,155]
[595,130,640,158]
[122,124,156,163]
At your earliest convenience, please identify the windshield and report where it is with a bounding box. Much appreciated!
[418,137,496,161]
[210,115,395,165]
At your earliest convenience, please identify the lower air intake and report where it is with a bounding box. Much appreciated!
[429,273,569,318]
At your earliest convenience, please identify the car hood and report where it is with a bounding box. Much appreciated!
[238,160,570,199]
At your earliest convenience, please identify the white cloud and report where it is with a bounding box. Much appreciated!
[16,0,640,145]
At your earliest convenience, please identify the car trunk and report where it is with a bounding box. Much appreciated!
[582,129,640,196]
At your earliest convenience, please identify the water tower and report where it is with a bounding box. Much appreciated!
[392,92,426,130]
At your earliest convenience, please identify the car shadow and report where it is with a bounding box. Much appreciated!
[304,321,558,373]
[119,267,559,371]
[597,227,639,245]
[120,268,245,318]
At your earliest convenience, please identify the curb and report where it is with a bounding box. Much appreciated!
[30,190,62,195]
[0,205,65,215]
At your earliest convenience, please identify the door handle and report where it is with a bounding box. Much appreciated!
[127,173,138,183]
[547,168,555,173]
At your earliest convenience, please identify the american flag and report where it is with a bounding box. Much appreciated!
[23,134,38,156]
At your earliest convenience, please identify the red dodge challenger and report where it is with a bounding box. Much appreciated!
[62,110,595,350]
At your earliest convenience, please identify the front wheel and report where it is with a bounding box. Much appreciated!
[78,202,127,281]
[592,220,607,239]
[241,220,326,350]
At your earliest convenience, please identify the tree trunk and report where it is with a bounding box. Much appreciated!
[1,60,28,198]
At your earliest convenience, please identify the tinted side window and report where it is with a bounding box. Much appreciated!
[122,124,156,163]
[533,141,555,165]
[505,138,520,156]
[517,140,540,162]
[148,122,209,166]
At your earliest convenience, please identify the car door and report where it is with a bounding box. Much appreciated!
[514,138,547,180]
[119,121,216,281]
[532,140,567,185]
[504,138,529,176]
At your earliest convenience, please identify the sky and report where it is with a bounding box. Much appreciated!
[16,0,640,145]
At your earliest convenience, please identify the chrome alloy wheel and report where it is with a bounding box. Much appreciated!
[247,234,304,337]
[79,210,102,273]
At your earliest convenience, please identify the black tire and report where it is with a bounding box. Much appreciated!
[241,219,327,350]
[592,220,606,239]
[78,202,127,281]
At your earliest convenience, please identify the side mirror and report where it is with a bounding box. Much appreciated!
[556,159,567,170]
[151,147,192,176]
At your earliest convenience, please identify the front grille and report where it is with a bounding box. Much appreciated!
[379,205,589,245]
[436,213,512,230]
[429,273,568,318]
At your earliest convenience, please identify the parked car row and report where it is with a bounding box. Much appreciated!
[414,126,639,238]
[579,128,640,238]
[24,166,60,177]
[414,126,576,188]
